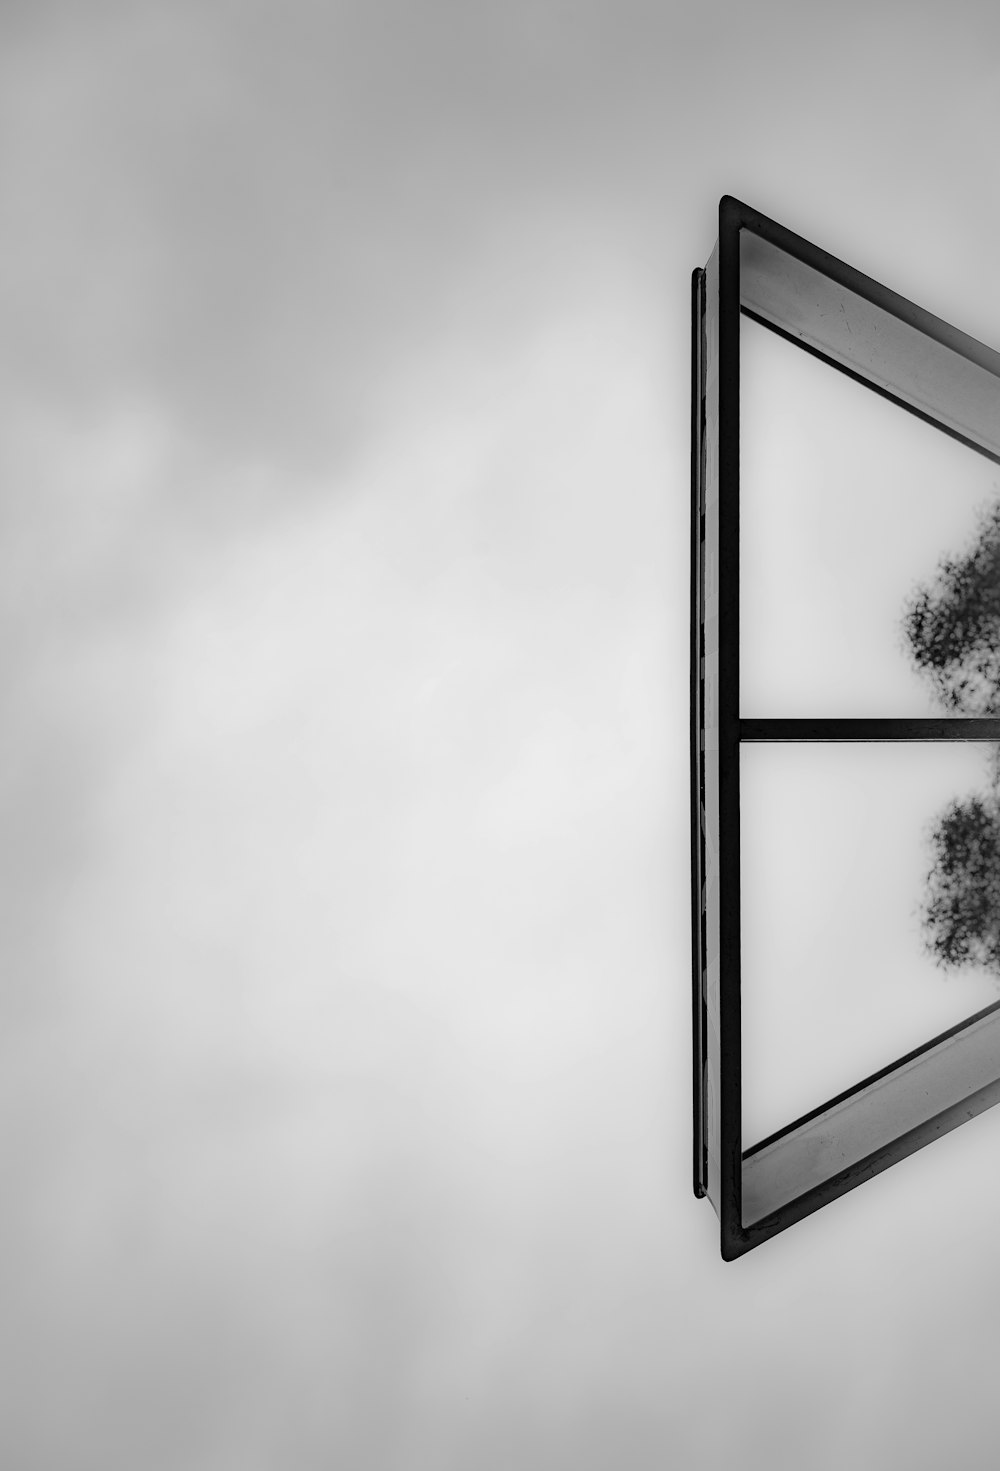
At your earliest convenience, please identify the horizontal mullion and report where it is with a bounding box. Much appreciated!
[739,718,1000,742]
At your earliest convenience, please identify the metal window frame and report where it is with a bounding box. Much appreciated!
[691,196,1000,1260]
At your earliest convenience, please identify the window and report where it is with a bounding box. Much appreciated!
[691,197,1000,1258]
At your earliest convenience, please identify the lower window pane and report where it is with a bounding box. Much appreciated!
[740,742,1000,1148]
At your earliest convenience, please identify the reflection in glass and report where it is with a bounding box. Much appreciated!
[904,500,1000,716]
[904,506,1000,975]
[923,783,1000,972]
[740,315,1000,718]
[740,744,1000,1148]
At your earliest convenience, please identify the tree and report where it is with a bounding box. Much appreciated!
[903,500,1000,975]
[903,500,1000,715]
[922,795,1000,970]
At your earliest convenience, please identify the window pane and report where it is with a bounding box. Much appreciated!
[740,315,1000,718]
[740,742,1000,1148]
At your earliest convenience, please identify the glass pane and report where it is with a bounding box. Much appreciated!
[741,742,1000,1149]
[740,314,1000,717]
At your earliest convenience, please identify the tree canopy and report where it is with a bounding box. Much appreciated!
[922,795,1000,971]
[903,500,1000,975]
[903,501,1000,715]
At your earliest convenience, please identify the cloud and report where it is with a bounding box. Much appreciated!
[0,280,682,1465]
[0,0,695,477]
[7,2,1000,1464]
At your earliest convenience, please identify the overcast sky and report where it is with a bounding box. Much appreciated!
[6,3,1000,1468]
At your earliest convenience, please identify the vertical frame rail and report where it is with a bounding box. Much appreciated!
[691,266,707,1199]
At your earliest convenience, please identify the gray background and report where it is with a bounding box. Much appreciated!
[4,2,1000,1467]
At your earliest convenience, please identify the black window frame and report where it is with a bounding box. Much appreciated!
[691,196,1000,1260]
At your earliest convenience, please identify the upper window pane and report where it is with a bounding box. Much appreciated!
[740,314,1000,717]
